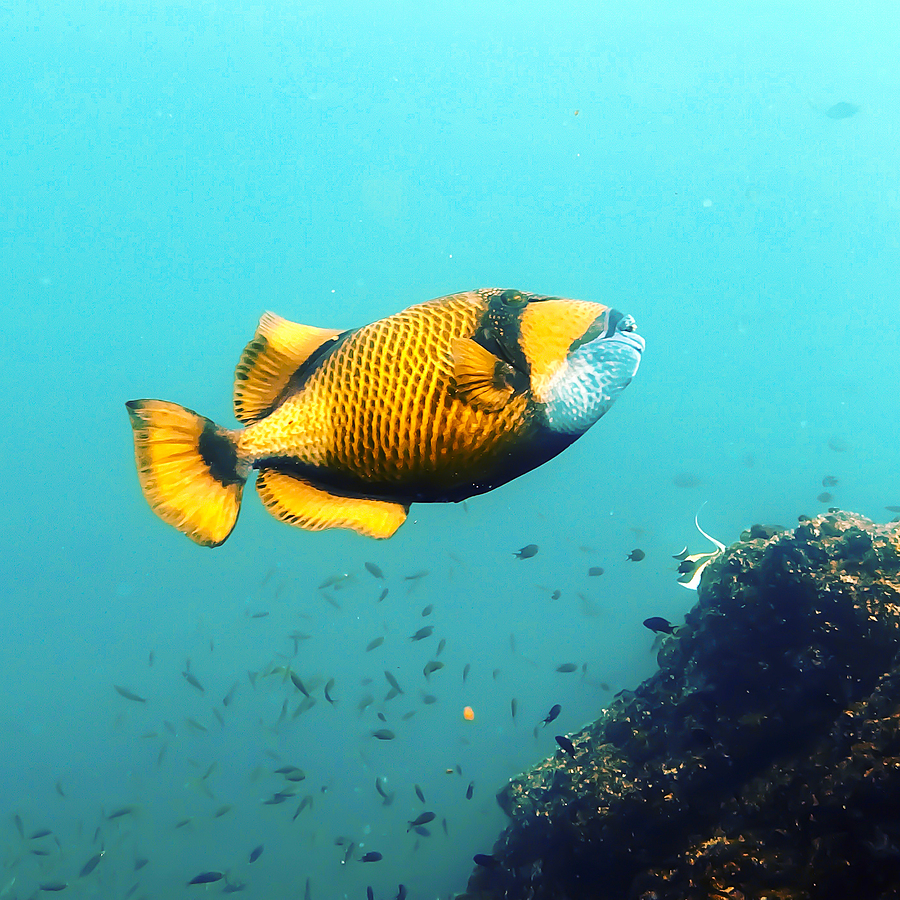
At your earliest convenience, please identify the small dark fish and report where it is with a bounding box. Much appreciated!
[825,101,859,119]
[550,589,561,599]
[511,698,517,720]
[280,767,306,782]
[135,858,148,870]
[421,694,437,704]
[290,673,310,697]
[149,650,154,666]
[828,435,849,452]
[366,636,385,651]
[410,626,433,641]
[114,685,147,703]
[377,588,389,602]
[324,678,336,704]
[39,884,68,892]
[14,813,23,838]
[817,491,833,503]
[79,850,105,877]
[822,475,838,487]
[293,795,313,819]
[407,811,435,831]
[462,663,471,682]
[436,638,446,656]
[213,804,232,818]
[372,729,395,740]
[556,663,577,673]
[55,779,65,797]
[642,616,674,635]
[466,781,474,800]
[250,611,269,618]
[542,703,561,726]
[555,735,577,757]
[249,844,264,863]
[213,707,225,727]
[305,876,312,900]
[626,548,645,561]
[421,604,433,616]
[404,569,429,581]
[360,851,382,862]
[413,825,431,836]
[368,888,375,900]
[423,660,444,678]
[473,853,499,867]
[189,871,224,885]
[30,828,52,839]
[384,671,403,693]
[375,777,390,799]
[397,885,407,900]
[886,505,900,513]
[514,544,538,559]
[182,671,205,692]
[414,783,426,803]
[107,806,136,820]
[365,562,385,579]
[587,566,604,577]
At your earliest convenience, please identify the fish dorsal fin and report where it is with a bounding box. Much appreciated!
[234,313,342,424]
[256,469,408,539]
[450,338,521,411]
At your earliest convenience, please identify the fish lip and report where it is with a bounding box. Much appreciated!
[602,329,645,354]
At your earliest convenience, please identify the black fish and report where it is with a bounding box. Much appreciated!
[514,544,538,559]
[410,626,433,641]
[587,566,604,576]
[372,729,395,740]
[182,671,205,692]
[473,853,499,867]
[188,871,224,885]
[360,851,382,862]
[365,562,385,579]
[466,781,474,800]
[397,886,407,900]
[626,548,645,561]
[556,663,577,673]
[79,850,105,877]
[249,844,264,863]
[423,660,444,678]
[415,784,426,803]
[39,884,68,892]
[384,671,403,693]
[324,678,336,704]
[377,588,389,602]
[366,637,384,651]
[642,616,674,635]
[825,101,859,119]
[822,475,838,487]
[407,811,435,831]
[462,663,471,682]
[555,735,577,757]
[542,703,561,726]
[114,685,147,703]
[290,673,310,697]
[368,888,375,900]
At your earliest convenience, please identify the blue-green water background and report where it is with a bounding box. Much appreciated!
[2,1,899,897]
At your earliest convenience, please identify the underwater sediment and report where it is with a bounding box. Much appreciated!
[463,511,900,900]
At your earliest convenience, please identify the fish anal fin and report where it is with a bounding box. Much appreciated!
[256,470,408,539]
[450,338,518,411]
[234,313,342,425]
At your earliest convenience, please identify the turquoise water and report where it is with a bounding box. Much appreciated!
[2,1,898,897]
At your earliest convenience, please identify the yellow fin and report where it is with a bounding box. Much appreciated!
[125,400,247,547]
[450,338,516,411]
[256,470,408,539]
[234,313,342,425]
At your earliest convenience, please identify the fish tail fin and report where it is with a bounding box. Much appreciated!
[125,399,248,547]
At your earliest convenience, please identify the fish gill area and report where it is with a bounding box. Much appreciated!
[462,511,900,900]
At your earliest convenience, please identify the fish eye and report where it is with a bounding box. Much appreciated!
[499,290,527,307]
[618,314,637,333]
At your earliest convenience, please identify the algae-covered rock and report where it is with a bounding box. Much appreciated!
[463,512,900,900]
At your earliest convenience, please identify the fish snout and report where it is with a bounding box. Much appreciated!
[602,309,645,355]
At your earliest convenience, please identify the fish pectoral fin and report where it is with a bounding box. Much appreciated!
[234,314,342,425]
[256,469,408,539]
[449,338,518,411]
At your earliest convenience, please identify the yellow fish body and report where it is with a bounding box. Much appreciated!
[126,288,644,545]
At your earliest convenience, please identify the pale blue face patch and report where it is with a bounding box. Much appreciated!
[542,320,644,435]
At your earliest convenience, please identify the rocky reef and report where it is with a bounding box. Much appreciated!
[463,512,900,900]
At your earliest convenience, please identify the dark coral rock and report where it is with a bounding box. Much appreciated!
[462,512,900,900]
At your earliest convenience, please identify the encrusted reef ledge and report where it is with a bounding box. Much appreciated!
[463,512,900,900]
